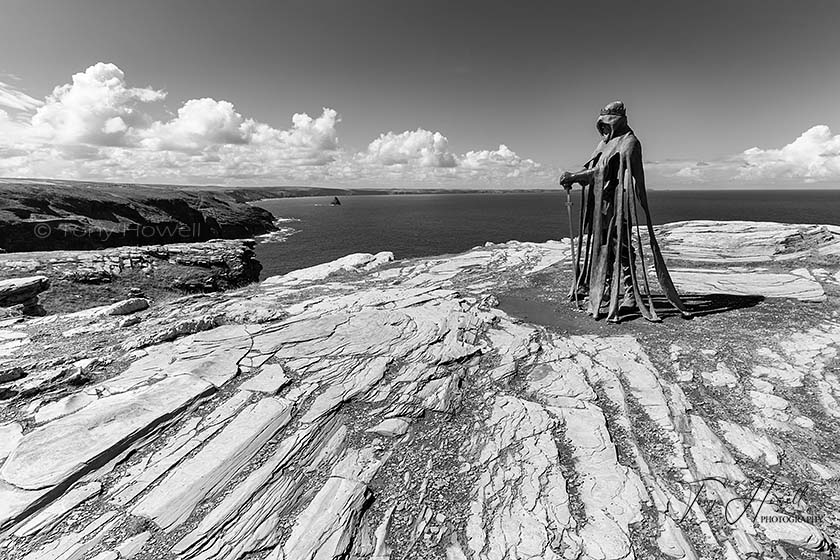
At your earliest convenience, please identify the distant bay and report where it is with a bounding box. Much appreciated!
[254,190,840,277]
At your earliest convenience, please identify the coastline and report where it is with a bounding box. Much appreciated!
[3,177,838,257]
[0,180,277,253]
[0,178,562,255]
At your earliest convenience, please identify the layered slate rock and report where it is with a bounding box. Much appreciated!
[263,251,394,286]
[2,375,213,491]
[656,221,840,263]
[271,446,386,559]
[0,276,50,307]
[669,268,826,302]
[131,397,293,531]
[0,220,839,559]
[466,395,581,560]
[0,422,23,463]
[103,298,150,316]
[0,239,264,315]
[0,275,50,315]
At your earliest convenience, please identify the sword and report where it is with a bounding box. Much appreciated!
[564,185,579,308]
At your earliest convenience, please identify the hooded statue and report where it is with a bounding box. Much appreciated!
[559,101,688,322]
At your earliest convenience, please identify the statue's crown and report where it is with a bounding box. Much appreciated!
[599,101,626,117]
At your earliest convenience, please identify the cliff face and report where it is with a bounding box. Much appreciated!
[0,180,277,252]
[0,221,839,560]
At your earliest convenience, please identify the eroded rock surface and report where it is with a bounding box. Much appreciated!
[0,276,50,315]
[0,277,50,307]
[0,239,263,314]
[1,220,839,559]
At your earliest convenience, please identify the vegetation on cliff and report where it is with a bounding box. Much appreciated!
[0,179,278,252]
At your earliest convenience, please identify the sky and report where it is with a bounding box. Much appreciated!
[1,0,839,188]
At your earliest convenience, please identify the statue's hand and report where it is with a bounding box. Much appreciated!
[559,171,574,190]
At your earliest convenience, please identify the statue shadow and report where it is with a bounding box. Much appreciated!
[620,293,765,321]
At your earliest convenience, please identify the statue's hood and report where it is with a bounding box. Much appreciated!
[596,113,629,142]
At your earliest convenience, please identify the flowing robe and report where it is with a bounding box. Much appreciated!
[571,128,687,322]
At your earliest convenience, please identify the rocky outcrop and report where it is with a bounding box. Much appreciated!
[0,276,50,315]
[0,239,261,288]
[0,239,262,314]
[656,221,840,263]
[0,180,277,252]
[102,298,149,316]
[655,221,840,302]
[669,267,826,302]
[0,276,50,306]
[0,220,839,559]
[262,251,394,286]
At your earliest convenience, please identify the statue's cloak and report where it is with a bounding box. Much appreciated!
[571,117,687,322]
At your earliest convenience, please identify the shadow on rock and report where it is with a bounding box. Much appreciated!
[619,293,765,322]
[498,290,765,334]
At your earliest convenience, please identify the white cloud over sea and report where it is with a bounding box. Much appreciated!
[0,62,548,187]
[739,125,840,181]
[650,125,840,187]
[1,62,839,188]
[363,129,457,168]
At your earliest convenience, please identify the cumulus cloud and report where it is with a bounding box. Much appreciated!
[143,98,255,151]
[255,108,340,165]
[31,62,165,146]
[347,132,548,187]
[0,62,547,187]
[364,129,457,168]
[351,129,548,185]
[649,124,840,187]
[461,144,541,179]
[738,125,840,181]
[8,61,840,189]
[281,110,340,151]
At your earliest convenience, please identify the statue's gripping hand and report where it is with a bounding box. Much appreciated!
[558,168,595,190]
[559,171,574,190]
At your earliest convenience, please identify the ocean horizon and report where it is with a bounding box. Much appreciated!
[254,189,840,277]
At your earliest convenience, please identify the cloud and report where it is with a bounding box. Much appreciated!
[254,108,341,165]
[738,125,840,181]
[347,133,548,187]
[0,80,42,112]
[462,144,541,179]
[7,61,840,189]
[0,62,546,187]
[143,98,255,151]
[281,109,340,152]
[651,125,840,187]
[31,62,165,146]
[363,129,457,168]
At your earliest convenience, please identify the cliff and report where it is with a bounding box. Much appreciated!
[0,179,277,252]
[0,220,839,560]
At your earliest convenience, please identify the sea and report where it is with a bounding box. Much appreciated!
[253,190,840,278]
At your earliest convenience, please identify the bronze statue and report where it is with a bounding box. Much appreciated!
[559,101,688,322]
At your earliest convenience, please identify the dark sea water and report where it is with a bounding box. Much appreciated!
[254,190,840,278]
